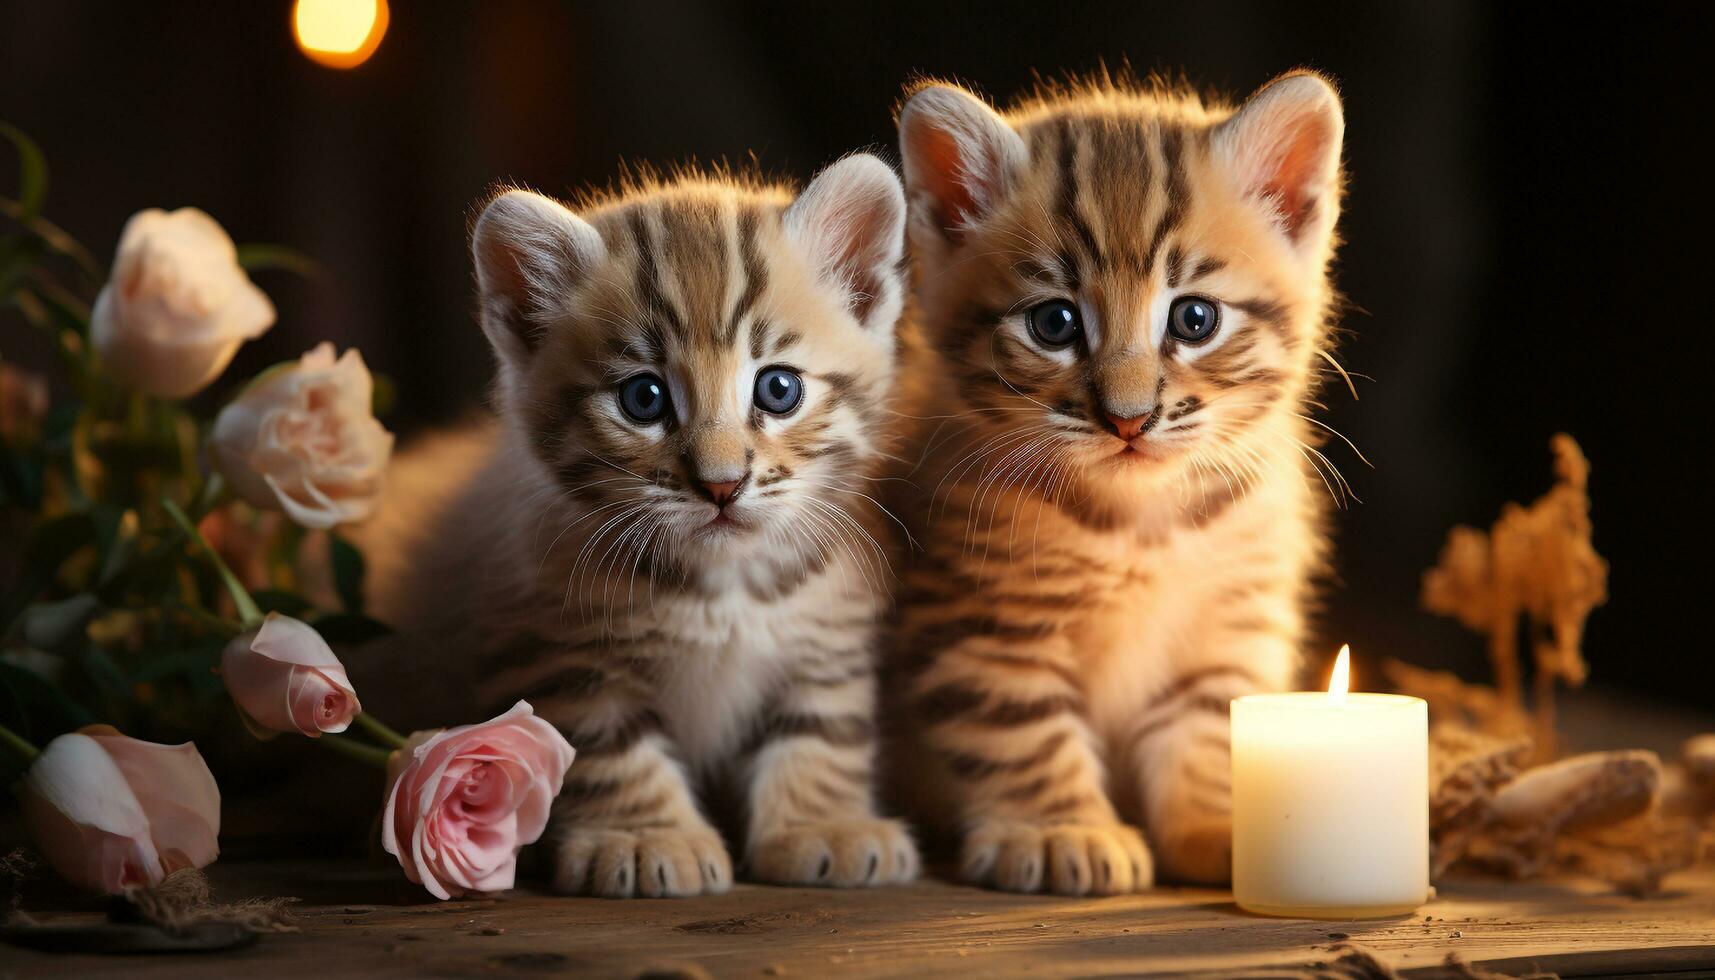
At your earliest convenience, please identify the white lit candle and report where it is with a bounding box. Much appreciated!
[1231,646,1429,918]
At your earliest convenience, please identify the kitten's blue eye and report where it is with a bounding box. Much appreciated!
[618,374,671,423]
[1168,296,1220,344]
[754,367,803,415]
[1027,300,1082,349]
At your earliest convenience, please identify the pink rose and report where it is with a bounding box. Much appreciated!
[382,702,576,899]
[220,613,359,738]
[18,728,221,894]
[89,208,275,398]
[209,342,394,530]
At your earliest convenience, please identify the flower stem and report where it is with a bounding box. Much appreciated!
[192,472,228,522]
[352,712,409,749]
[162,494,263,628]
[317,733,392,770]
[0,722,41,766]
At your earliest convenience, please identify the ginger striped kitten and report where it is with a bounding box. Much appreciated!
[885,72,1346,892]
[365,157,918,897]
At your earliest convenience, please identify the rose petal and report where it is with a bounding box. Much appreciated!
[222,614,358,737]
[92,735,221,875]
[379,702,575,900]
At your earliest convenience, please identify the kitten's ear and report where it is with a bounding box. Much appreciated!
[784,153,907,333]
[1215,72,1344,254]
[471,189,605,366]
[897,83,1027,245]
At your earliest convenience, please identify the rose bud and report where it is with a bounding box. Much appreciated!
[382,702,576,900]
[209,342,394,530]
[89,208,275,398]
[221,613,360,738]
[18,728,221,894]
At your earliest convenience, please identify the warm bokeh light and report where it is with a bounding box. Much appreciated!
[293,0,389,69]
[1327,644,1350,705]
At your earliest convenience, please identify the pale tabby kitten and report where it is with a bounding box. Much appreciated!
[364,157,919,896]
[885,71,1346,893]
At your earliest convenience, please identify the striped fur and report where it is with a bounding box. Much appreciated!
[884,72,1347,892]
[364,158,918,897]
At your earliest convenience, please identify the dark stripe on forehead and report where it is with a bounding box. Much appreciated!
[769,328,801,357]
[626,209,686,343]
[1056,120,1107,277]
[1190,256,1227,281]
[661,197,736,347]
[1140,125,1188,278]
[601,326,660,364]
[730,207,766,351]
[1013,255,1067,291]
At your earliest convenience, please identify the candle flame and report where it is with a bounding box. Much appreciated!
[1328,644,1350,705]
[293,0,389,69]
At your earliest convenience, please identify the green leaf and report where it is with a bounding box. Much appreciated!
[309,612,392,644]
[0,443,44,509]
[330,533,365,613]
[41,400,79,444]
[0,195,104,285]
[250,589,312,618]
[6,594,100,653]
[0,512,97,632]
[0,121,48,221]
[76,638,131,699]
[131,642,222,685]
[0,230,46,299]
[23,266,91,332]
[370,372,397,418]
[23,511,97,576]
[96,509,142,588]
[234,243,321,279]
[0,660,96,745]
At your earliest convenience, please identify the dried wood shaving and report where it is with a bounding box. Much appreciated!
[1488,751,1659,831]
[1418,434,1607,758]
[1401,436,1709,891]
[1385,660,1530,741]
[121,868,298,934]
[1551,815,1702,897]
[1428,725,1534,876]
[1682,734,1715,786]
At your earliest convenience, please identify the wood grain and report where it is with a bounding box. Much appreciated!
[4,863,1712,978]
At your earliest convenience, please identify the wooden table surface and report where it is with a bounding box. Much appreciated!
[4,861,1713,979]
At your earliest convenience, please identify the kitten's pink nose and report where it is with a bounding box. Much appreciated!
[698,479,743,508]
[1104,411,1155,441]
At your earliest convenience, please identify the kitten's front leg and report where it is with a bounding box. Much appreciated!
[742,655,918,887]
[912,641,1153,895]
[1130,630,1295,885]
[539,674,732,898]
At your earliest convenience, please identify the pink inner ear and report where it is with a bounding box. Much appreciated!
[912,124,982,234]
[818,204,891,324]
[1260,115,1335,242]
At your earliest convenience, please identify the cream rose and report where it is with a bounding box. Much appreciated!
[89,208,275,398]
[18,728,221,894]
[210,343,394,529]
[220,613,360,738]
[382,702,576,900]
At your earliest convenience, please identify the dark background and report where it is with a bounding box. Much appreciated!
[4,2,1710,712]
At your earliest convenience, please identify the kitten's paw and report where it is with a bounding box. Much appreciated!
[1154,816,1232,885]
[749,818,920,887]
[962,820,1154,895]
[550,825,732,898]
